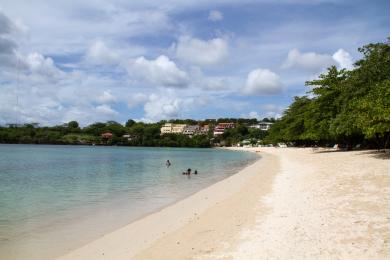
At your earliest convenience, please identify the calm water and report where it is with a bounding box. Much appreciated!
[0,144,258,259]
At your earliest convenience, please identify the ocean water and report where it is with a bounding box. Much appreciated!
[0,144,259,259]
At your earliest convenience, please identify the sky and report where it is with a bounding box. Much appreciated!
[0,0,389,126]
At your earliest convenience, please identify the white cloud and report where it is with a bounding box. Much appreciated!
[142,93,195,122]
[145,95,180,120]
[95,104,118,116]
[241,104,284,120]
[282,48,354,72]
[201,77,229,90]
[243,111,261,119]
[332,48,353,70]
[97,90,117,103]
[127,93,148,108]
[260,104,284,118]
[85,40,119,65]
[282,48,335,72]
[130,55,188,88]
[25,52,64,80]
[176,36,228,66]
[242,68,283,95]
[208,10,223,21]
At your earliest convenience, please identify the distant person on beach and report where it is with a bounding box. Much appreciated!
[194,170,198,175]
[166,160,171,167]
[187,168,191,175]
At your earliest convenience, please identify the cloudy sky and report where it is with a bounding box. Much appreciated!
[0,0,389,125]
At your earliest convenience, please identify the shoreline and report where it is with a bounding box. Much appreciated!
[57,149,275,260]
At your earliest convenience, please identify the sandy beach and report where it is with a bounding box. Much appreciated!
[58,148,390,260]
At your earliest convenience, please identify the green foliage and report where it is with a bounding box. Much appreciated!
[125,119,135,127]
[266,37,390,148]
[356,80,390,137]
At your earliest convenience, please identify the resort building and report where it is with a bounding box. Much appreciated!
[183,125,200,136]
[250,122,273,131]
[213,122,235,136]
[200,125,209,135]
[160,123,187,134]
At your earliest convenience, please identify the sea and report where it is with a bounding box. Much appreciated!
[0,144,259,259]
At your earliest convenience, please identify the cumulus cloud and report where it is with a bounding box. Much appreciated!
[208,10,223,21]
[332,48,354,70]
[176,36,228,66]
[85,40,119,65]
[142,93,195,122]
[282,48,354,72]
[144,95,180,120]
[242,68,283,95]
[130,55,188,88]
[97,90,117,103]
[282,49,335,72]
[25,52,64,80]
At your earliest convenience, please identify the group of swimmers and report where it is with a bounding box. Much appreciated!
[165,160,198,176]
[182,168,198,175]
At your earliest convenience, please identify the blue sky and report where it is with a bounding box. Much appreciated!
[0,0,389,125]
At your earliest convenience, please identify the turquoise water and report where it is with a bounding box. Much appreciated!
[0,144,258,259]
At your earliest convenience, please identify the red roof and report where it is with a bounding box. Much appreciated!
[101,132,113,138]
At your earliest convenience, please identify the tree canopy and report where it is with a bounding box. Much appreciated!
[266,37,390,149]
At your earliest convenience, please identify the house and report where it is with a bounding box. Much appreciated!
[213,122,235,136]
[101,132,113,139]
[160,123,187,134]
[250,122,273,131]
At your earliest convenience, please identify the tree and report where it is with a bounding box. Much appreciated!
[125,119,136,128]
[67,121,79,129]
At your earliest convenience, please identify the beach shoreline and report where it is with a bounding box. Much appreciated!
[58,147,390,259]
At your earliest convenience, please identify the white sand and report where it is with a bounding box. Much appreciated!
[58,148,390,260]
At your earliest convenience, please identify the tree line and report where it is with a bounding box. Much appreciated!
[0,118,272,148]
[265,38,390,149]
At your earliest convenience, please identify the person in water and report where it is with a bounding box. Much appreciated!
[166,160,171,167]
[187,168,191,175]
[194,170,198,175]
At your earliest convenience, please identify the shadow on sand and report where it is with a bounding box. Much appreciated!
[312,149,390,159]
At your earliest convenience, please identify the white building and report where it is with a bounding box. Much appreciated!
[250,122,273,131]
[160,123,187,134]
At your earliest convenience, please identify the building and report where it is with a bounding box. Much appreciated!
[101,132,113,139]
[250,122,273,131]
[213,122,235,136]
[200,124,209,135]
[183,125,200,136]
[160,123,173,134]
[160,123,187,134]
[122,134,136,141]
